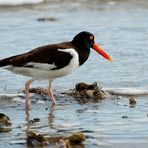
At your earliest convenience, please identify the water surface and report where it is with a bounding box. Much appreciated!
[0,0,148,147]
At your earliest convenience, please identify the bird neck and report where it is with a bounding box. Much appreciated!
[71,40,90,66]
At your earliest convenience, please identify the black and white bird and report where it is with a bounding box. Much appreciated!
[0,31,112,108]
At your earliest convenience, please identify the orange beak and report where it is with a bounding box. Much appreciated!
[92,43,112,62]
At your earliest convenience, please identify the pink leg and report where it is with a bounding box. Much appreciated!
[25,79,33,109]
[47,81,56,105]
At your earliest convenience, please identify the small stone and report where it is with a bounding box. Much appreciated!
[0,113,12,127]
[129,96,136,105]
[18,125,24,128]
[75,82,88,91]
[28,118,40,125]
[37,17,58,22]
[33,118,40,122]
[87,82,98,90]
[69,132,85,144]
[45,107,48,110]
[122,115,128,119]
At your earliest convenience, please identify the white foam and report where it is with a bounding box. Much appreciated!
[13,97,25,103]
[0,93,24,97]
[105,87,148,96]
[0,0,44,6]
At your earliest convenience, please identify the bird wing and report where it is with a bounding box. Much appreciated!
[0,42,74,70]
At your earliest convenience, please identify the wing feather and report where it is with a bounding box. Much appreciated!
[1,42,73,70]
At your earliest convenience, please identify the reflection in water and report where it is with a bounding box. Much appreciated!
[25,108,32,147]
[48,107,56,130]
[25,107,30,121]
[24,105,85,147]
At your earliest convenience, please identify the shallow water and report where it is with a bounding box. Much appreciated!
[0,0,148,147]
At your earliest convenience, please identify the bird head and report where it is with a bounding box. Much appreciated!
[72,31,112,62]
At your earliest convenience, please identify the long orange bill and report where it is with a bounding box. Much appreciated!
[92,43,112,62]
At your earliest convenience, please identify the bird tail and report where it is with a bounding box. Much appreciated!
[0,57,12,67]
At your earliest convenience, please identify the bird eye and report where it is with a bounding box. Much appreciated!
[89,35,94,40]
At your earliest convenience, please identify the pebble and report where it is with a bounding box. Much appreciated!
[122,115,128,119]
[129,96,136,105]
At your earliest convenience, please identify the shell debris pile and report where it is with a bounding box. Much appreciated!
[61,82,109,103]
[27,130,85,147]
[0,113,12,132]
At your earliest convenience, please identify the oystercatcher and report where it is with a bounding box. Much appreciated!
[0,31,112,108]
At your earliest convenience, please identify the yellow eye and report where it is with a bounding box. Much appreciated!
[89,35,94,40]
